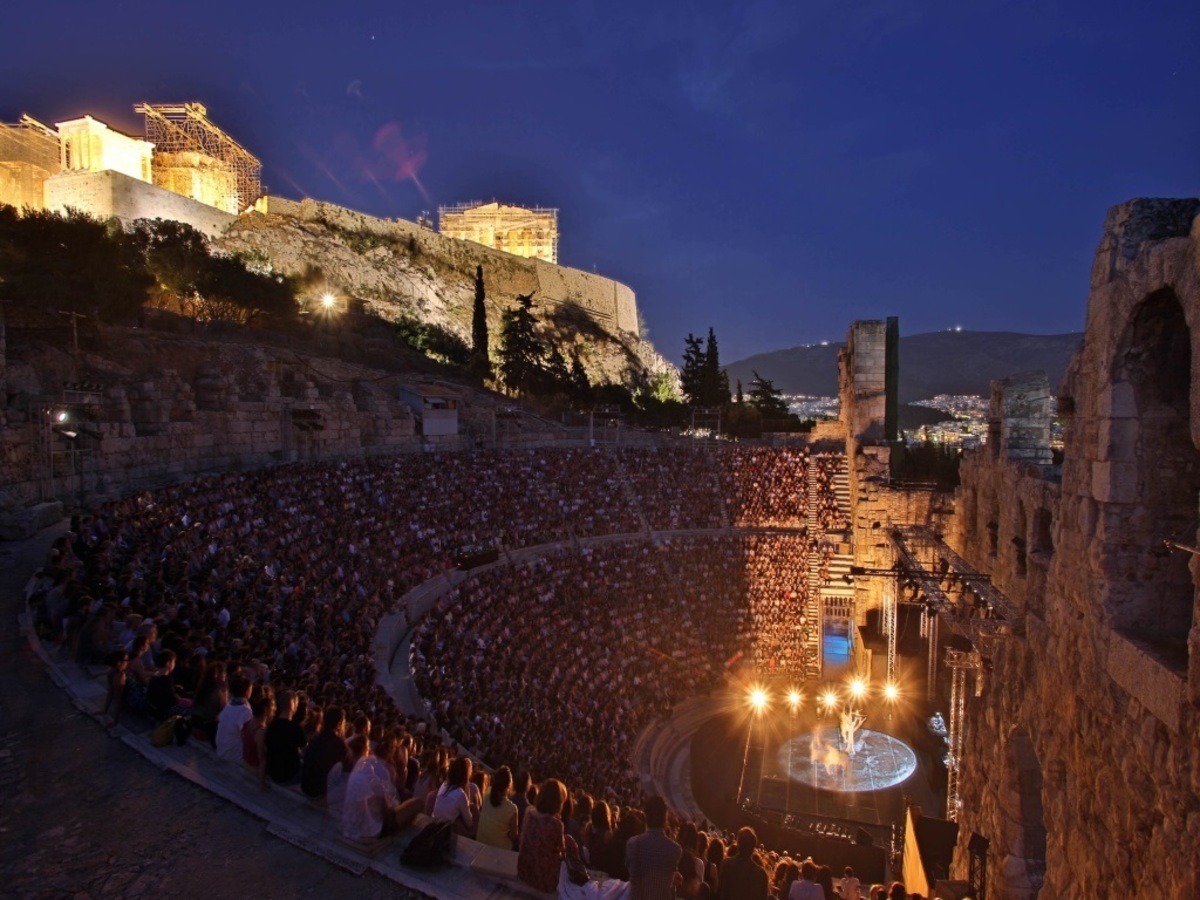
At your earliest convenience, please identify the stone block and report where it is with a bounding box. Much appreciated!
[1091,460,1138,504]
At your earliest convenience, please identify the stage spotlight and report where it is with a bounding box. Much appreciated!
[787,689,802,713]
[849,677,867,700]
[749,687,768,713]
[322,293,336,309]
[884,682,900,702]
[820,689,838,710]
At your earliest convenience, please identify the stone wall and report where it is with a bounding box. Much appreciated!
[252,197,639,335]
[44,170,236,238]
[942,199,1200,897]
[0,323,563,528]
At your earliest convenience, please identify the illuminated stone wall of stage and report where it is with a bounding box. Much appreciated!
[942,199,1200,898]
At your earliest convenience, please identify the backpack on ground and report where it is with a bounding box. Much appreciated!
[150,715,181,747]
[401,819,454,868]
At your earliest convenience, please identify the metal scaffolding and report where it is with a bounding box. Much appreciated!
[134,103,261,212]
[945,647,981,822]
[0,115,60,170]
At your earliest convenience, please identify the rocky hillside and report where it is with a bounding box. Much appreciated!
[217,205,677,391]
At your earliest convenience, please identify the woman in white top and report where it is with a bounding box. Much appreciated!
[431,755,476,835]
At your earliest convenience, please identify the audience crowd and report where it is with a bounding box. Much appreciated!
[26,443,901,896]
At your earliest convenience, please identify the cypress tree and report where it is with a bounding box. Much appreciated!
[470,264,491,378]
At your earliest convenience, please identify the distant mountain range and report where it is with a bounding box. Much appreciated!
[726,331,1083,404]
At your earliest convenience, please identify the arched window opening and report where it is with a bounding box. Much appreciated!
[1110,289,1198,660]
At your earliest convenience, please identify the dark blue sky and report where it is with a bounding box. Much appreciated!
[5,1,1197,363]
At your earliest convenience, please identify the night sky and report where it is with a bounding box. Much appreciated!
[4,1,1197,363]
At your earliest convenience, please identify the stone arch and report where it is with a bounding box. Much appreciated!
[996,728,1047,899]
[1107,288,1199,651]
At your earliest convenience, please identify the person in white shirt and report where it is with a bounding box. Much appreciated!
[342,735,415,841]
[214,676,253,762]
[431,756,476,835]
[839,866,862,900]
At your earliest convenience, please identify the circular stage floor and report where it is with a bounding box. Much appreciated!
[774,728,917,793]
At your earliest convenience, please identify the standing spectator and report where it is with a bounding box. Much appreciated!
[788,861,823,900]
[625,796,682,900]
[718,828,769,900]
[838,868,861,900]
[264,690,307,786]
[518,778,575,894]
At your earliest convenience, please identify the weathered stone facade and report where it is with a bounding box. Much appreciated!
[943,200,1200,896]
[0,319,571,531]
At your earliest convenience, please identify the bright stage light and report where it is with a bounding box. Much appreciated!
[820,689,838,709]
[884,682,900,702]
[787,689,802,712]
[849,677,867,699]
[321,293,336,309]
[749,687,768,712]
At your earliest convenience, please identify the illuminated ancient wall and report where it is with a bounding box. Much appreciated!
[254,197,639,336]
[0,161,53,211]
[153,150,240,214]
[45,170,235,238]
[56,116,152,183]
[439,202,559,263]
[941,200,1200,897]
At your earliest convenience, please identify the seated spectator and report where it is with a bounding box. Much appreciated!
[476,765,519,850]
[518,777,576,894]
[243,693,273,782]
[145,649,192,721]
[586,800,619,875]
[264,690,307,786]
[432,755,476,835]
[301,706,347,798]
[100,650,128,726]
[215,676,254,762]
[342,735,420,841]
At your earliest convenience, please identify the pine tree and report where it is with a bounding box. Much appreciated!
[498,292,542,396]
[736,379,744,404]
[469,264,491,379]
[748,370,790,418]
